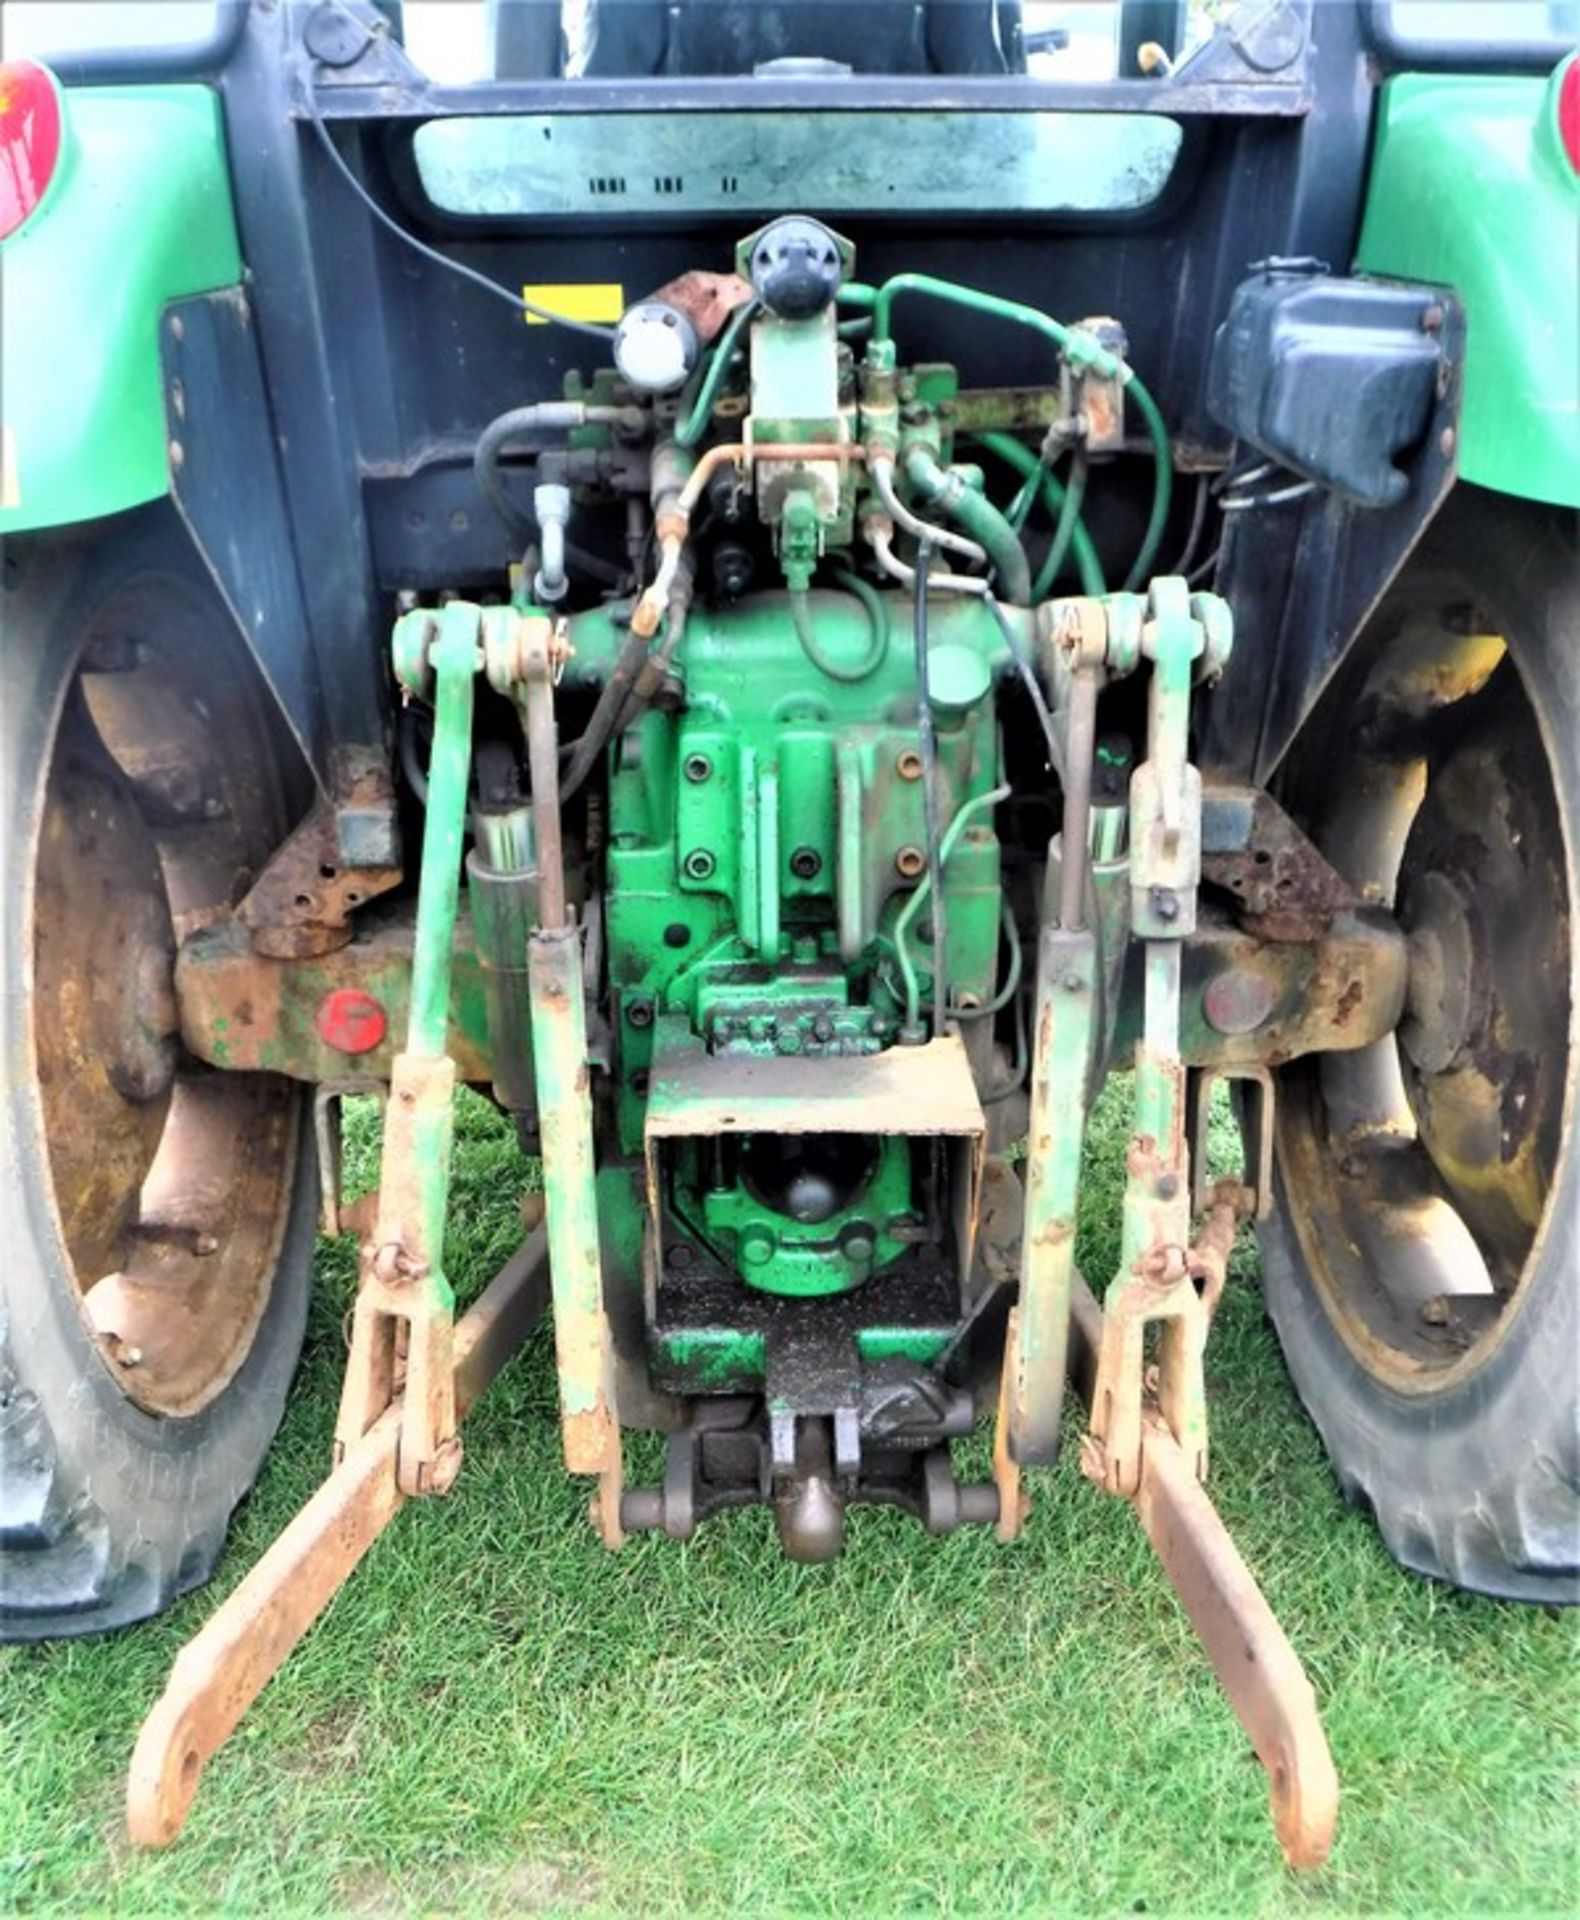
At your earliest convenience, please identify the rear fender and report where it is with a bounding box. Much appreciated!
[0,81,242,534]
[1354,58,1580,510]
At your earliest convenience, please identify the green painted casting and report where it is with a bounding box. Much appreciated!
[681,1134,914,1297]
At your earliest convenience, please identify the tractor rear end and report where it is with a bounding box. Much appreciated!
[2,0,1576,1873]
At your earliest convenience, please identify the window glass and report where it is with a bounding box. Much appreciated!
[2,2,218,59]
[415,108,1183,217]
[1384,1,1580,44]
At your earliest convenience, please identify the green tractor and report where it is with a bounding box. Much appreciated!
[1,0,1575,1867]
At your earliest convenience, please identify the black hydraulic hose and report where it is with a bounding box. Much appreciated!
[473,405,633,588]
[559,624,652,803]
[983,595,1065,784]
[912,543,949,1040]
[473,412,544,546]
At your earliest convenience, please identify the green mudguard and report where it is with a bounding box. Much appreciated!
[1355,58,1580,511]
[0,79,242,535]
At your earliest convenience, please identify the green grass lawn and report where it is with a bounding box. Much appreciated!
[2,1086,1575,1916]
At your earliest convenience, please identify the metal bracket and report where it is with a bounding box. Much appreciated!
[236,746,402,958]
[1189,1061,1276,1222]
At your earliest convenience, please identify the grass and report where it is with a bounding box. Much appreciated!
[2,1085,1575,1916]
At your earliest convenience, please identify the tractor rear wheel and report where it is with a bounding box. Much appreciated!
[1261,487,1577,1602]
[0,512,317,1641]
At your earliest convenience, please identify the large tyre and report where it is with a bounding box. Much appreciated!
[1261,486,1578,1602]
[1,509,318,1641]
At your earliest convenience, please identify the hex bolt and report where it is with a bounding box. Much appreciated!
[1419,1296,1451,1326]
[626,996,655,1029]
[895,845,926,879]
[1149,886,1181,924]
[683,753,713,783]
[790,846,822,880]
[684,849,716,881]
[897,748,924,781]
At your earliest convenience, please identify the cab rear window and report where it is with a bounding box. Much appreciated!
[413,109,1184,220]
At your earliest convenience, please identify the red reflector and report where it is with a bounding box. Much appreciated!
[1559,56,1580,177]
[0,59,62,242]
[315,989,389,1056]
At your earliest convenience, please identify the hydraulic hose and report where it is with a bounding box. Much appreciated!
[788,577,890,684]
[955,899,1024,1021]
[975,432,1106,597]
[1119,376,1172,591]
[868,272,1172,591]
[674,298,759,449]
[869,454,987,568]
[473,402,642,585]
[559,623,652,803]
[910,545,947,1038]
[867,522,990,597]
[903,446,1031,607]
[894,782,1013,1040]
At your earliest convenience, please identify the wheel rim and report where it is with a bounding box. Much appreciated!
[1276,604,1572,1394]
[29,573,301,1419]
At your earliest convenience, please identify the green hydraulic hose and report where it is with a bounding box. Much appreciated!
[904,444,1032,606]
[1042,451,1089,600]
[788,577,889,684]
[869,272,1172,590]
[675,297,759,449]
[894,782,1012,1038]
[955,898,1024,1021]
[975,431,1105,597]
[1119,376,1172,591]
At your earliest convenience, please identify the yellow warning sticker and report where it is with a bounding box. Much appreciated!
[523,282,624,326]
[1,426,18,510]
